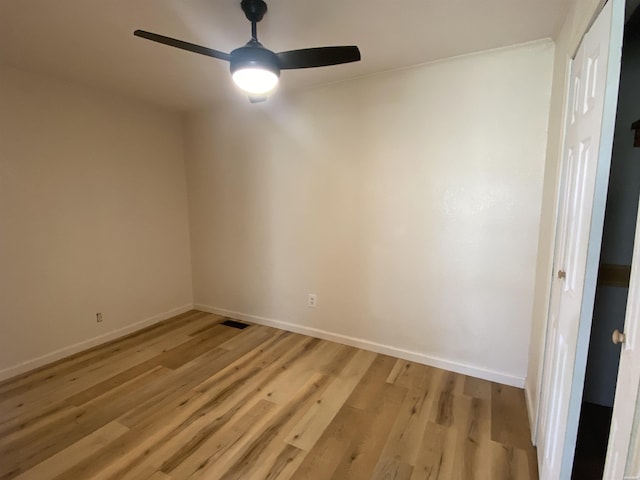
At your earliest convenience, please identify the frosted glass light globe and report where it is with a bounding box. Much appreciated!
[232,68,279,95]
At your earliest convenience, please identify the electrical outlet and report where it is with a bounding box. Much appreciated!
[308,294,317,308]
[96,312,103,323]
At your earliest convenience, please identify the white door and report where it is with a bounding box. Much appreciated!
[603,203,640,477]
[537,0,624,478]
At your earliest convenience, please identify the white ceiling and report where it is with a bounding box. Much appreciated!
[0,0,573,111]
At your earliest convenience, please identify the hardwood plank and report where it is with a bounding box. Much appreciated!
[291,364,407,480]
[215,323,274,351]
[389,359,432,390]
[345,354,399,411]
[432,370,465,427]
[0,403,83,449]
[56,340,273,480]
[490,441,532,480]
[163,399,276,480]
[385,358,405,384]
[289,405,371,480]
[49,391,211,480]
[93,335,308,479]
[0,366,171,479]
[328,384,407,480]
[464,375,492,400]
[263,444,306,480]
[0,310,539,480]
[411,421,458,480]
[491,383,534,450]
[0,311,210,399]
[201,373,331,479]
[86,333,319,480]
[371,459,414,480]
[12,422,129,480]
[62,324,235,408]
[285,349,376,451]
[0,313,218,425]
[455,397,492,480]
[377,366,442,465]
[117,328,285,429]
[316,343,358,377]
[156,324,241,369]
[95,399,277,480]
[145,472,172,480]
[254,338,331,404]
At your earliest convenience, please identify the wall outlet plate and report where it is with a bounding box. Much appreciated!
[308,294,317,307]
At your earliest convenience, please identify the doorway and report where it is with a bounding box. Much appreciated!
[572,8,640,478]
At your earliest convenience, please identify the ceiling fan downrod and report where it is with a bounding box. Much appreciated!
[241,0,268,42]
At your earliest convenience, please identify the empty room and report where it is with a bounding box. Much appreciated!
[1,0,639,479]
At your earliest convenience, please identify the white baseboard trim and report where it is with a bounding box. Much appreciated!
[0,303,194,382]
[524,376,538,445]
[196,304,525,388]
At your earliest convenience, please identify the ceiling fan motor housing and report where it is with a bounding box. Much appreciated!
[229,44,280,77]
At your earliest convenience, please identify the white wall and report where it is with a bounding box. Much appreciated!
[0,65,194,379]
[185,40,554,386]
[526,0,604,430]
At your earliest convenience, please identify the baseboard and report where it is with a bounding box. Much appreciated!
[525,376,539,445]
[195,304,525,388]
[0,303,194,382]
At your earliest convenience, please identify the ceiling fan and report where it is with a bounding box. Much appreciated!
[134,0,361,102]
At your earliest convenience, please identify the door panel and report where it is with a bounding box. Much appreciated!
[544,334,568,468]
[604,202,640,477]
[537,1,624,478]
[583,47,600,115]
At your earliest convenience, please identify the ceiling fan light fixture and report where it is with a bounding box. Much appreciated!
[230,45,280,95]
[232,67,279,94]
[134,0,361,102]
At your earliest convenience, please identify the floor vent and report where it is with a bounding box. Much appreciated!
[221,319,250,329]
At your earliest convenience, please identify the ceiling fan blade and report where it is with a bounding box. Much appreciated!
[134,30,231,62]
[276,46,360,70]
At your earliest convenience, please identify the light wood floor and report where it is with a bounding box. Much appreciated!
[0,310,538,480]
